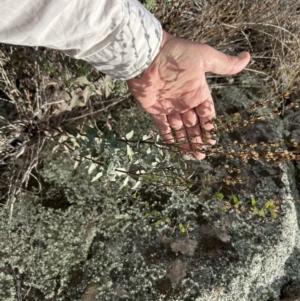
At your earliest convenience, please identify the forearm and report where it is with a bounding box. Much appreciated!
[0,0,162,80]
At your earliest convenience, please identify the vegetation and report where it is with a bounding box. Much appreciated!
[0,0,300,300]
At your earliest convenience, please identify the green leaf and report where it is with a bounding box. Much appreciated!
[83,124,98,142]
[126,130,134,140]
[91,172,103,182]
[259,208,265,217]
[127,145,134,160]
[70,93,84,109]
[215,192,224,201]
[253,206,258,214]
[115,214,131,220]
[107,162,115,175]
[131,180,141,190]
[142,134,151,141]
[136,169,146,176]
[110,138,119,149]
[155,220,162,226]
[74,161,80,170]
[179,223,185,233]
[165,217,171,223]
[269,208,277,218]
[60,91,71,101]
[153,210,158,217]
[120,176,130,189]
[83,85,94,102]
[105,84,111,98]
[251,196,256,206]
[77,76,91,85]
[104,75,112,84]
[82,64,92,75]
[220,205,228,211]
[88,163,97,174]
[265,200,274,209]
[232,195,238,204]
[58,135,69,143]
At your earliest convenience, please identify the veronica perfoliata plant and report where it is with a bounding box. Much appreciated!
[58,118,199,193]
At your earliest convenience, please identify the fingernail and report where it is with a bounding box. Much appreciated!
[238,52,250,60]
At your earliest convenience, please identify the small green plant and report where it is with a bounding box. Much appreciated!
[144,0,157,10]
[264,199,277,218]
[250,197,277,218]
[178,221,190,235]
[251,196,258,215]
[232,195,239,209]
[215,193,278,219]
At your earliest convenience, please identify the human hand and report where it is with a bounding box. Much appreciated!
[126,31,250,159]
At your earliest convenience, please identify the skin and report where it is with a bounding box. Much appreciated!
[127,31,250,159]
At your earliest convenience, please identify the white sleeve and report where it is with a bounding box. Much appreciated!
[0,0,163,80]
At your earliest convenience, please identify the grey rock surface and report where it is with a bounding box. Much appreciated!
[1,78,300,301]
[44,86,300,300]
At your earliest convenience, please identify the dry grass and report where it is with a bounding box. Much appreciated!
[153,0,300,96]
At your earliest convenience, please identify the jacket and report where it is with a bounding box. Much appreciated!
[0,0,162,80]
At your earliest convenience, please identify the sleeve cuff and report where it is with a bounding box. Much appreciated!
[80,0,163,80]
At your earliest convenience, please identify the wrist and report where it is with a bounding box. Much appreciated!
[133,31,173,79]
[160,30,174,50]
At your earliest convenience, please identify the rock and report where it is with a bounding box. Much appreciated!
[2,52,300,301]
[170,238,198,256]
[167,260,187,288]
[81,283,99,301]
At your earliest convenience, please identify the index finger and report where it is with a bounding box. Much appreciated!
[151,114,174,144]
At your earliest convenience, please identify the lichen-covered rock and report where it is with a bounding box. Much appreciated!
[1,79,300,301]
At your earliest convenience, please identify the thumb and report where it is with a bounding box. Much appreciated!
[201,45,250,75]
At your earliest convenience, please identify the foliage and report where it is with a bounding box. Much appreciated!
[215,193,279,219]
[144,0,157,10]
